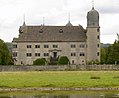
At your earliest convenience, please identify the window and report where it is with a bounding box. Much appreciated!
[39,29,43,33]
[13,44,17,48]
[13,52,17,57]
[26,53,32,57]
[97,52,100,56]
[44,45,49,48]
[97,35,100,39]
[80,52,85,56]
[72,60,74,64]
[35,53,40,57]
[35,45,40,48]
[97,44,100,47]
[44,53,49,56]
[53,45,58,48]
[27,45,32,48]
[80,44,85,48]
[71,53,76,56]
[71,44,76,48]
[59,29,63,33]
[97,28,100,32]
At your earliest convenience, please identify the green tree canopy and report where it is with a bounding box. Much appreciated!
[100,47,108,64]
[0,39,12,65]
[100,34,119,64]
[106,40,119,64]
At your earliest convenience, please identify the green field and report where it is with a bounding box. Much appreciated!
[0,71,119,88]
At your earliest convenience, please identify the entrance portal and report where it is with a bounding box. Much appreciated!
[49,49,61,65]
[53,52,57,58]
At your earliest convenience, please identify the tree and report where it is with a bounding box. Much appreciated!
[58,56,70,65]
[100,47,106,64]
[0,39,12,65]
[100,46,111,64]
[105,34,119,64]
[107,41,119,64]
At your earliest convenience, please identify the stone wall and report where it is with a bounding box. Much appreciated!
[0,65,119,71]
[0,65,67,71]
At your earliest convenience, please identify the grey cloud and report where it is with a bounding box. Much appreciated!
[99,7,119,14]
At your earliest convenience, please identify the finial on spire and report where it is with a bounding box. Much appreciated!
[68,13,70,22]
[66,13,73,26]
[23,14,26,26]
[43,17,45,26]
[23,14,25,22]
[92,0,94,9]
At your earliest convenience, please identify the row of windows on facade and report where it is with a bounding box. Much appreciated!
[13,44,86,49]
[13,52,90,57]
[13,44,100,49]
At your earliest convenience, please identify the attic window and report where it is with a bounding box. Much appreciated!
[59,29,63,33]
[19,28,23,33]
[39,29,43,33]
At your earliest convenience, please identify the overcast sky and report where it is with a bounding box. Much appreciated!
[0,0,119,44]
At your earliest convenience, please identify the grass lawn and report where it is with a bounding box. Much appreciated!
[0,71,119,88]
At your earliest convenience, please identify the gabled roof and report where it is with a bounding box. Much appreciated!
[13,26,86,42]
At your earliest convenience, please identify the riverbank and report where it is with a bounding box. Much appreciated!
[0,71,119,90]
[1,87,119,92]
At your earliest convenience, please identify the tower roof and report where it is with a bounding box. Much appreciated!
[88,7,99,15]
[88,0,99,16]
[66,13,73,26]
[23,21,26,26]
[87,6,99,27]
[66,21,73,26]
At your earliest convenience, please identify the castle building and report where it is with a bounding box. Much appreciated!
[12,6,100,65]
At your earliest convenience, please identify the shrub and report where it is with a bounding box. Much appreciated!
[90,76,100,79]
[113,76,119,79]
[58,56,70,65]
[33,58,46,65]
[87,59,100,65]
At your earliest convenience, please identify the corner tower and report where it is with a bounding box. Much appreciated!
[86,6,100,63]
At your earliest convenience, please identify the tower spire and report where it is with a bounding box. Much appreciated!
[92,0,94,9]
[23,14,26,26]
[66,13,73,26]
[68,13,70,22]
[43,17,45,26]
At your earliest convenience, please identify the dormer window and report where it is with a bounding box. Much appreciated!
[59,29,63,33]
[39,29,43,33]
[19,27,23,33]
